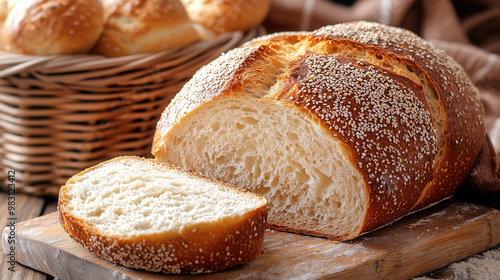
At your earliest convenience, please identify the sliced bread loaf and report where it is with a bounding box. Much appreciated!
[58,156,267,274]
[151,21,485,240]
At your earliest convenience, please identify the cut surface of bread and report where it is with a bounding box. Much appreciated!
[58,156,267,274]
[159,97,368,238]
[152,21,485,240]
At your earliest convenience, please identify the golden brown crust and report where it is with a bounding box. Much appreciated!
[2,0,103,55]
[180,0,270,39]
[92,0,200,57]
[152,22,485,240]
[59,204,267,273]
[0,0,7,51]
[285,53,437,233]
[313,22,485,210]
[58,156,267,273]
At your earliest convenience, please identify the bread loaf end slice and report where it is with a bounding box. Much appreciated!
[58,156,267,274]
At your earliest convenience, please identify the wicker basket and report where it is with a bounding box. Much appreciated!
[0,28,265,196]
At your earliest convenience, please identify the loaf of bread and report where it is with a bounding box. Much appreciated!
[1,0,104,55]
[180,0,270,40]
[91,0,200,57]
[152,21,486,241]
[58,156,267,273]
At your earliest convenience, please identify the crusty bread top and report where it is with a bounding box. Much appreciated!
[312,22,485,209]
[288,53,438,229]
[180,0,270,39]
[92,0,200,57]
[2,0,104,55]
[153,22,485,236]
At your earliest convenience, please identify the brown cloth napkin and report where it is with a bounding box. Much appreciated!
[264,0,500,195]
[466,134,499,194]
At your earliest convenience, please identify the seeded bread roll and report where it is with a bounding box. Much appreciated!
[2,0,104,55]
[92,0,200,57]
[180,0,270,40]
[152,21,485,241]
[58,156,267,273]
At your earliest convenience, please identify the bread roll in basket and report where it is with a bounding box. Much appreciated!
[152,21,486,241]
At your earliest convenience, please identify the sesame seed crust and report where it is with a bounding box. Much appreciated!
[286,53,437,230]
[152,21,485,240]
[59,207,267,274]
[314,21,485,210]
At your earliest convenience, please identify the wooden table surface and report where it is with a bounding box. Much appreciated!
[1,191,58,280]
[1,189,499,280]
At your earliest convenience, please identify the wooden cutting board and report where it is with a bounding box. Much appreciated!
[3,199,500,280]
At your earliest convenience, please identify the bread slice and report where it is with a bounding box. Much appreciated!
[152,21,485,240]
[58,156,267,274]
